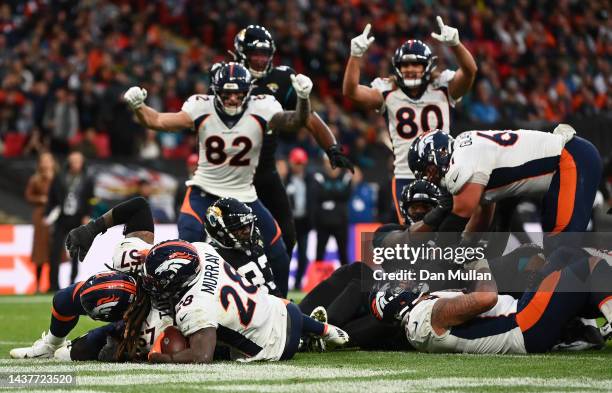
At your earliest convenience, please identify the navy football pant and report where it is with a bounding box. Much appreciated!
[178,186,290,296]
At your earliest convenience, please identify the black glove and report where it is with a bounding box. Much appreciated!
[325,144,354,173]
[65,218,107,263]
[423,191,453,229]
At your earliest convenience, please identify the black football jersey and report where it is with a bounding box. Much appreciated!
[213,242,281,297]
[252,66,297,173]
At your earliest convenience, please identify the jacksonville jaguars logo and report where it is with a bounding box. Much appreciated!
[266,82,279,93]
[206,206,223,227]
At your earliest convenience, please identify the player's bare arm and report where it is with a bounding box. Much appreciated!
[268,74,312,132]
[149,327,217,364]
[430,260,498,335]
[123,86,192,131]
[430,16,477,99]
[342,24,384,111]
[307,113,355,172]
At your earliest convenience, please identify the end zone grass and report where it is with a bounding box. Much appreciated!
[1,294,610,393]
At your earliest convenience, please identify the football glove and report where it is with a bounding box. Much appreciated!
[123,86,148,110]
[326,144,354,173]
[290,74,313,99]
[553,123,576,144]
[351,24,375,57]
[431,16,460,47]
[65,218,107,263]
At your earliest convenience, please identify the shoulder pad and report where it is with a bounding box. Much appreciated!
[181,94,213,121]
[112,237,152,273]
[248,94,283,120]
[443,158,473,195]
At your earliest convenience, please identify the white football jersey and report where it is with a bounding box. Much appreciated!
[182,94,283,202]
[136,306,174,356]
[174,242,287,362]
[372,70,457,179]
[112,236,152,273]
[405,291,526,354]
[444,130,565,203]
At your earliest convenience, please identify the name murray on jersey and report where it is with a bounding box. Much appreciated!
[201,252,220,295]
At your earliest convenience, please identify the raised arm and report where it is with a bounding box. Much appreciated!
[342,24,384,111]
[430,16,477,100]
[124,87,192,132]
[268,74,311,132]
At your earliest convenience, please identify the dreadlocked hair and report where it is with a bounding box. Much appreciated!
[115,275,151,362]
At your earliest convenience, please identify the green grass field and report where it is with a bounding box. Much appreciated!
[1,294,611,393]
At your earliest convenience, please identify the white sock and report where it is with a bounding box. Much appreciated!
[599,296,612,324]
[46,332,66,346]
[580,318,598,328]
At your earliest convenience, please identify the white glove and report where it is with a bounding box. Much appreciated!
[123,86,147,110]
[553,123,576,144]
[431,16,460,46]
[350,24,375,57]
[290,74,313,99]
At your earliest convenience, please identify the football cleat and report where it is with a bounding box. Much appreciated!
[10,331,67,359]
[309,306,328,352]
[53,344,73,361]
[322,324,350,349]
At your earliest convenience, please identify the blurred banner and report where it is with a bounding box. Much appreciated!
[0,223,381,294]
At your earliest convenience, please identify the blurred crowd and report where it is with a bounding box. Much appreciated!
[1,0,611,162]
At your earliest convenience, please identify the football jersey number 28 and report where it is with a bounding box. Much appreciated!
[396,105,443,139]
[205,136,252,166]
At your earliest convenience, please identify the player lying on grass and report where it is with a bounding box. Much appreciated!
[407,126,602,250]
[298,180,549,351]
[371,246,612,354]
[143,239,349,363]
[10,196,156,359]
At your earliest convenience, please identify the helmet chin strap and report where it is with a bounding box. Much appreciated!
[222,103,245,116]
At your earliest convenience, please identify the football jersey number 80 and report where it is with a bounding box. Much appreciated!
[396,105,444,139]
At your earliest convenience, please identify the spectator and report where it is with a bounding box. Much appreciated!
[312,156,353,266]
[470,81,500,124]
[285,148,312,290]
[45,151,94,291]
[24,152,56,293]
[43,88,79,154]
[75,127,101,159]
[138,129,162,160]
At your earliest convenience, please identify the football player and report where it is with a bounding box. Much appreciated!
[142,240,349,363]
[204,197,280,297]
[372,247,612,354]
[234,25,354,261]
[123,62,312,297]
[299,180,444,350]
[9,197,157,360]
[408,126,603,250]
[342,17,477,223]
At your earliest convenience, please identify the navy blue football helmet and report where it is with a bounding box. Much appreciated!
[392,39,437,96]
[204,197,261,253]
[142,240,200,304]
[234,25,276,79]
[211,62,253,116]
[400,180,442,224]
[80,271,137,322]
[408,130,454,182]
